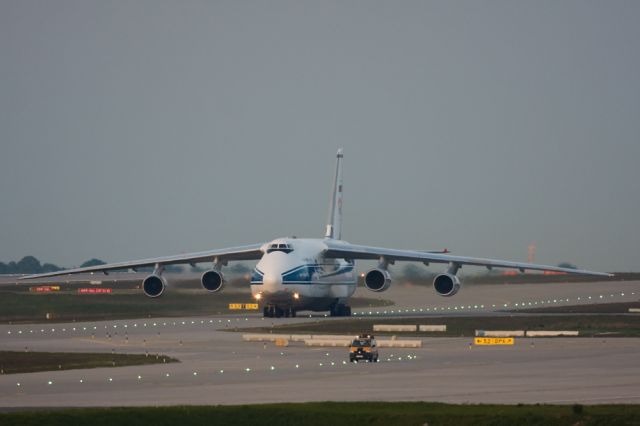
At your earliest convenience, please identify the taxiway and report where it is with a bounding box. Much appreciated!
[1,279,639,407]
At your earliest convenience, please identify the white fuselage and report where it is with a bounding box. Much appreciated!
[250,238,356,311]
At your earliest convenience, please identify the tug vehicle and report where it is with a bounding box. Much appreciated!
[349,334,379,363]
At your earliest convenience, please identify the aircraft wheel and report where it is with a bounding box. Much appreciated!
[331,304,351,317]
[266,305,276,318]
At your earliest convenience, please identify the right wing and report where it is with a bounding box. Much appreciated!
[323,240,612,277]
[19,243,265,280]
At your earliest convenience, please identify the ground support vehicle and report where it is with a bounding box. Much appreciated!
[349,334,378,363]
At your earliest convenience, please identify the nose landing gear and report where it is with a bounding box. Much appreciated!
[263,305,296,318]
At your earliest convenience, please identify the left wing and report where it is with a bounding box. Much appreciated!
[323,240,612,277]
[19,243,265,280]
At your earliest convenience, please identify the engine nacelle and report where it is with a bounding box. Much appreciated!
[201,269,225,293]
[364,268,392,292]
[142,274,167,298]
[433,273,462,297]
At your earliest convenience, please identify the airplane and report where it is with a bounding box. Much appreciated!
[21,149,611,318]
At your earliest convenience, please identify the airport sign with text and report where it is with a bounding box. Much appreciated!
[474,337,515,345]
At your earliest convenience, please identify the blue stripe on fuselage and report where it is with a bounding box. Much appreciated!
[282,264,353,283]
[251,264,354,285]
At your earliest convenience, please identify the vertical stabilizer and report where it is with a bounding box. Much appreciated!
[325,148,344,239]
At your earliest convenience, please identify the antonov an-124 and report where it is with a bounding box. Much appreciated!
[22,149,611,317]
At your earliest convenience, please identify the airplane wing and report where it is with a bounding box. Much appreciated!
[323,241,612,277]
[18,243,265,280]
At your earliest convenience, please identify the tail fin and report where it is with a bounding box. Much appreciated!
[324,148,344,239]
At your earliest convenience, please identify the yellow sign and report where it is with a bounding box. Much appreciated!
[30,285,61,293]
[228,303,259,310]
[474,337,514,345]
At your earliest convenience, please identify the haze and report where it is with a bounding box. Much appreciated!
[1,1,638,272]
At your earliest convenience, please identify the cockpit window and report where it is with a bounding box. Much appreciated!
[267,243,293,254]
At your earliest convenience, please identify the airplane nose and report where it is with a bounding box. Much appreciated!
[262,273,282,291]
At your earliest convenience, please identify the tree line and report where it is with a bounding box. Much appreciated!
[0,256,105,275]
[0,256,252,275]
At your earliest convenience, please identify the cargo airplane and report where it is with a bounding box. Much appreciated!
[22,149,611,317]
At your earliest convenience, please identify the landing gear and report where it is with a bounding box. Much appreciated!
[330,303,351,317]
[263,305,279,318]
[263,305,296,318]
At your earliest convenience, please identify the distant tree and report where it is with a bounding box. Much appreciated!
[401,263,430,279]
[41,263,63,273]
[228,263,251,275]
[0,257,64,274]
[16,256,42,274]
[80,258,106,268]
[557,262,577,269]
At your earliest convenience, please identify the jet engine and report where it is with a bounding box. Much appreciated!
[201,269,225,293]
[364,268,392,292]
[142,274,167,298]
[433,273,461,297]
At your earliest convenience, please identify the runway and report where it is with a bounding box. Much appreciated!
[1,279,640,407]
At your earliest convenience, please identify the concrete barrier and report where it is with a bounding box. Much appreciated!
[475,330,525,337]
[373,325,417,332]
[525,330,579,337]
[288,334,313,342]
[311,334,358,340]
[377,339,422,348]
[304,339,351,347]
[305,338,422,348]
[629,308,640,313]
[242,333,291,342]
[419,325,447,332]
[244,334,355,343]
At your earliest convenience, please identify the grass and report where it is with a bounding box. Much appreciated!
[1,402,640,425]
[512,301,640,314]
[0,351,178,374]
[0,290,392,324]
[235,314,640,337]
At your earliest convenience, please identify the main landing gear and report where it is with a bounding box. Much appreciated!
[263,305,296,318]
[330,303,351,317]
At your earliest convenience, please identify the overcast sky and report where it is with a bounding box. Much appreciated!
[1,1,638,272]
